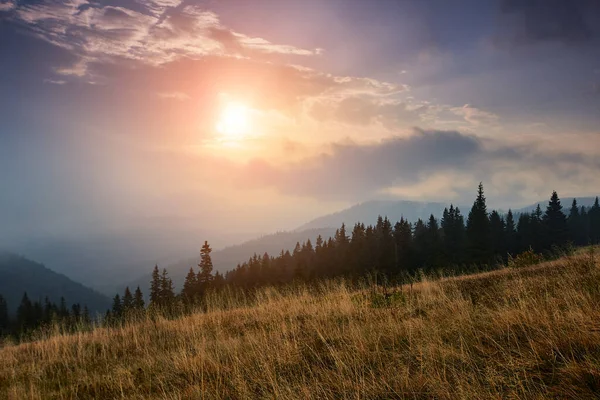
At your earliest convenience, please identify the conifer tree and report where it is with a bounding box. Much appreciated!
[133,286,145,310]
[182,267,198,301]
[160,269,175,306]
[425,214,443,268]
[505,209,517,255]
[542,191,568,249]
[82,306,91,324]
[59,297,69,318]
[197,241,213,294]
[393,218,414,272]
[489,210,506,258]
[580,206,590,245]
[17,292,33,332]
[71,303,81,320]
[0,294,8,335]
[590,197,600,244]
[111,294,122,317]
[466,183,491,264]
[122,287,134,312]
[150,265,161,306]
[413,218,428,268]
[529,205,544,252]
[568,199,582,245]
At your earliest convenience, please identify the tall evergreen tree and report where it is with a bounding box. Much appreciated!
[197,241,214,294]
[393,218,414,273]
[17,292,34,332]
[542,191,568,249]
[590,197,600,244]
[425,214,443,268]
[580,206,590,245]
[182,267,198,301]
[122,287,134,312]
[489,210,506,258]
[505,209,517,255]
[133,286,145,310]
[567,199,582,245]
[160,269,175,306]
[0,294,9,335]
[111,294,122,317]
[466,183,491,264]
[59,297,69,318]
[149,265,161,306]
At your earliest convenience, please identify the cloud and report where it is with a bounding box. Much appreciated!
[0,1,15,12]
[157,91,190,101]
[43,78,67,85]
[209,127,600,203]
[499,0,600,45]
[234,128,483,200]
[7,1,321,77]
[450,104,499,127]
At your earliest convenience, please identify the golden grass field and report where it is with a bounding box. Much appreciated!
[1,248,599,399]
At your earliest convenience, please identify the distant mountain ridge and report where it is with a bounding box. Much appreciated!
[297,197,599,232]
[124,228,337,295]
[296,200,469,231]
[513,197,597,215]
[0,252,111,315]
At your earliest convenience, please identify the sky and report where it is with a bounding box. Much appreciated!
[1,0,600,240]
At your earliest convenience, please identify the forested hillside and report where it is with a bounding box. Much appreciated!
[0,253,110,315]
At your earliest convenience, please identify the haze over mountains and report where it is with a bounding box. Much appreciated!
[3,196,598,301]
[0,253,110,315]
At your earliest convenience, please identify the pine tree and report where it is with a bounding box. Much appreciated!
[133,286,145,310]
[394,218,414,273]
[17,292,33,332]
[413,218,428,268]
[182,267,198,301]
[580,206,590,245]
[197,241,213,294]
[0,294,8,335]
[122,287,134,312]
[111,294,122,317]
[504,209,517,255]
[59,297,69,319]
[489,210,506,258]
[567,199,582,245]
[150,265,161,306]
[466,183,491,264]
[425,214,443,268]
[82,305,91,324]
[160,269,175,306]
[590,197,600,244]
[542,191,568,249]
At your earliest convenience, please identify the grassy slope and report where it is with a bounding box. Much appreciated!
[1,249,600,399]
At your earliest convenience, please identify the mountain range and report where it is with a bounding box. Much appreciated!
[4,196,598,301]
[0,252,110,315]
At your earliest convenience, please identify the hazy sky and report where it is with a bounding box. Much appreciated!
[1,0,600,238]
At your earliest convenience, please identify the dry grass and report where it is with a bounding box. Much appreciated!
[1,248,600,399]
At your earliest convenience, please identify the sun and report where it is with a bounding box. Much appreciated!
[216,102,250,139]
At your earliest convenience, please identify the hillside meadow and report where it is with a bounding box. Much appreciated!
[1,248,599,399]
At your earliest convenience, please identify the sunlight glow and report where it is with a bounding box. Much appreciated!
[216,102,250,139]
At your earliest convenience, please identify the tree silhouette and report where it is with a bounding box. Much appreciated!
[133,286,145,310]
[466,183,491,264]
[197,241,214,295]
[122,287,134,312]
[182,267,198,302]
[542,191,568,249]
[0,294,9,335]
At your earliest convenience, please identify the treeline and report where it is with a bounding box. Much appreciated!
[140,185,600,308]
[3,185,599,339]
[0,293,91,340]
[219,187,600,290]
